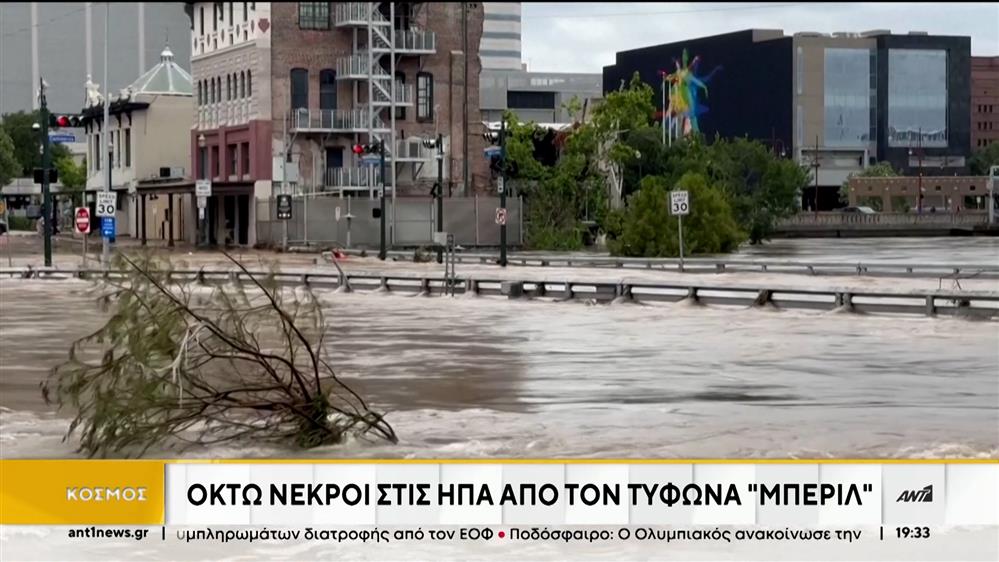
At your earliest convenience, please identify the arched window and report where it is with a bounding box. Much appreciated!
[226,75,231,101]
[247,71,252,97]
[290,68,308,109]
[240,71,246,98]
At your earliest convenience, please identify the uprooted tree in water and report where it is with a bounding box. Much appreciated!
[42,253,396,458]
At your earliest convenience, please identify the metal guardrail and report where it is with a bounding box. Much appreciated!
[3,267,997,318]
[779,212,989,227]
[337,249,999,280]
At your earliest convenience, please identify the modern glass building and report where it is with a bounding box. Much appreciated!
[604,29,972,210]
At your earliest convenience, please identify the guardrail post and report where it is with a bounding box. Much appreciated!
[535,282,547,297]
[835,292,853,309]
[686,287,699,302]
[301,274,310,286]
[196,269,206,284]
[229,270,238,283]
[540,260,549,267]
[716,263,725,273]
[379,276,389,292]
[753,289,772,306]
[420,277,430,296]
[925,295,936,316]
[467,278,479,295]
[615,283,633,301]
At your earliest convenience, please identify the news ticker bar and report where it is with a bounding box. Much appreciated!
[0,460,996,526]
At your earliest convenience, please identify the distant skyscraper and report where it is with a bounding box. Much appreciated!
[0,2,190,115]
[480,3,522,70]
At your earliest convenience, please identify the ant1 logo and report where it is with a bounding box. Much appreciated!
[896,485,933,503]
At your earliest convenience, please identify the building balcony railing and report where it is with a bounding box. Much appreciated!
[289,109,388,133]
[325,167,384,190]
[334,2,390,27]
[372,83,413,106]
[336,53,390,80]
[392,29,437,54]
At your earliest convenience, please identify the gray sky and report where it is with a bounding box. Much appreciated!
[520,2,999,73]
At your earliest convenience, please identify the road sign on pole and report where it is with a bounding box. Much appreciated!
[276,194,292,220]
[335,206,342,222]
[495,207,507,225]
[670,190,689,269]
[101,216,115,239]
[74,207,91,234]
[96,191,116,217]
[195,179,212,197]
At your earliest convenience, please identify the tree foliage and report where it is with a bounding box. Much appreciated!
[1,111,70,176]
[608,172,744,257]
[969,143,999,176]
[0,126,19,187]
[42,253,396,458]
[55,156,87,204]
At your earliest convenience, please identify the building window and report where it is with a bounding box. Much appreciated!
[887,49,948,147]
[243,2,248,22]
[211,146,220,178]
[417,72,433,121]
[229,144,238,176]
[298,2,330,30]
[507,91,556,110]
[247,71,252,97]
[213,3,218,31]
[197,81,202,105]
[240,71,246,98]
[198,146,207,179]
[395,71,406,120]
[241,143,250,176]
[319,69,336,110]
[823,48,873,147]
[200,7,205,36]
[124,128,131,167]
[290,68,309,109]
[226,75,231,101]
[229,2,233,24]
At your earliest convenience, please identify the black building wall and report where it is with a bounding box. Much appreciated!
[875,35,972,174]
[603,30,793,151]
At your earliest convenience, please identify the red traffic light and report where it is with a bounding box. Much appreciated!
[352,144,365,155]
[56,116,70,127]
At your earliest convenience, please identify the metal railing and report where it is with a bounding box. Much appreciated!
[780,211,989,227]
[289,109,387,132]
[336,54,389,78]
[4,267,997,318]
[392,29,436,53]
[373,82,412,105]
[325,167,382,189]
[333,2,389,26]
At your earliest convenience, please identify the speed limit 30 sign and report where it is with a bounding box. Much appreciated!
[96,192,116,217]
[670,191,689,216]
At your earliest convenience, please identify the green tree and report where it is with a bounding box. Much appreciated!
[609,172,745,257]
[0,126,19,187]
[55,156,87,205]
[1,110,71,176]
[839,161,898,205]
[969,143,999,175]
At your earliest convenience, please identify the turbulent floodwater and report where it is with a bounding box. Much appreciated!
[1,276,997,459]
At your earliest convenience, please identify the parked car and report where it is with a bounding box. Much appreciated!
[839,206,877,214]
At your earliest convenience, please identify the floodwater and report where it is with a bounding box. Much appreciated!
[1,276,997,460]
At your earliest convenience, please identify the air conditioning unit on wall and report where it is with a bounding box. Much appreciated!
[158,166,186,179]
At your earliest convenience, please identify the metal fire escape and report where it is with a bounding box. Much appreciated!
[325,2,435,198]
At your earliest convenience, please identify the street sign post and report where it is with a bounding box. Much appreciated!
[670,190,690,269]
[276,194,292,220]
[195,179,212,197]
[495,207,507,226]
[74,207,91,234]
[96,191,116,217]
[101,216,115,240]
[75,207,90,268]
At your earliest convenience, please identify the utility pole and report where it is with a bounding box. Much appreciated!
[435,134,444,264]
[281,114,289,251]
[38,78,53,267]
[812,135,820,216]
[378,138,387,260]
[101,3,111,268]
[499,117,507,267]
[461,3,469,196]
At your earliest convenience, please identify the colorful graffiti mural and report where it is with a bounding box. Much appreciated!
[661,50,722,138]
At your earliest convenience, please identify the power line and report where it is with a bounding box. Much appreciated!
[523,3,826,20]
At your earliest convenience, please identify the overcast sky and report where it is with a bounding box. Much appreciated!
[520,2,999,73]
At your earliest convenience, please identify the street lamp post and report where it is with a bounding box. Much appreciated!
[378,138,387,261]
[423,134,445,263]
[197,134,207,247]
[37,79,53,267]
[499,118,507,267]
[909,127,924,213]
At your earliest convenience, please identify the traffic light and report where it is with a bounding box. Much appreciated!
[48,114,82,129]
[352,142,383,155]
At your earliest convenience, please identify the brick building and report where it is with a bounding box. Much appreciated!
[846,175,992,212]
[972,56,999,150]
[187,1,273,246]
[271,2,489,198]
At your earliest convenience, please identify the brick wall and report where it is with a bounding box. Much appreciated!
[269,2,489,195]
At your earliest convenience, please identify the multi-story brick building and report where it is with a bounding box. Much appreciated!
[972,56,999,150]
[186,1,273,246]
[272,2,489,199]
